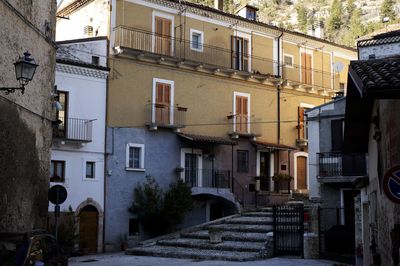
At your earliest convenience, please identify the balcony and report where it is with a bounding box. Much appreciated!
[227,114,261,138]
[184,169,231,189]
[53,117,93,142]
[145,103,187,130]
[113,26,341,93]
[317,152,367,183]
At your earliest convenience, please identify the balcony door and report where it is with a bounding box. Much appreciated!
[235,94,249,134]
[231,36,249,72]
[301,52,312,85]
[155,82,171,125]
[154,16,172,56]
[56,91,68,138]
[181,148,202,187]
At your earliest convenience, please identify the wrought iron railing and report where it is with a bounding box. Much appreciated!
[113,26,341,91]
[146,103,187,128]
[53,117,93,142]
[184,168,231,189]
[318,152,367,177]
[227,114,261,136]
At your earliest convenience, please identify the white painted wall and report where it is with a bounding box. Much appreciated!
[57,39,108,67]
[359,42,400,60]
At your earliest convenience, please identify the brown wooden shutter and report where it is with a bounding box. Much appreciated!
[243,39,249,72]
[298,107,305,139]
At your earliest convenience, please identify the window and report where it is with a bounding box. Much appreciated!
[129,218,139,236]
[237,150,249,172]
[154,16,172,56]
[234,92,250,134]
[283,54,293,68]
[152,78,174,126]
[331,119,344,151]
[298,106,310,140]
[126,143,145,170]
[339,83,345,91]
[231,36,249,72]
[86,162,95,179]
[190,29,204,52]
[92,56,99,65]
[55,91,68,138]
[301,52,312,85]
[50,160,65,182]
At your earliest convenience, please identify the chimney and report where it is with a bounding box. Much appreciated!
[236,4,258,21]
[214,0,223,11]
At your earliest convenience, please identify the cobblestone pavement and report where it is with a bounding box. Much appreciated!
[69,252,343,266]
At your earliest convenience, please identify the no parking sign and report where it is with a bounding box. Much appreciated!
[383,166,400,204]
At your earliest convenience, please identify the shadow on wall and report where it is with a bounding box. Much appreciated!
[0,102,48,232]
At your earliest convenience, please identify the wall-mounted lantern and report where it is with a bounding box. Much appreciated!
[0,52,38,94]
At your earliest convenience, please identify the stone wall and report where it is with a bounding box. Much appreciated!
[0,0,56,231]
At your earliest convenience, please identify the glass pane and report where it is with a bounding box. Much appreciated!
[50,161,54,177]
[129,147,134,168]
[56,162,63,177]
[134,148,140,168]
[86,162,94,178]
[192,34,199,48]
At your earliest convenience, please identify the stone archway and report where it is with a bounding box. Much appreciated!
[75,198,104,253]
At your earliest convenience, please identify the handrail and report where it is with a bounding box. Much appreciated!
[232,177,245,206]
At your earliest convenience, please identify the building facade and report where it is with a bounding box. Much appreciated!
[50,37,109,253]
[56,0,357,250]
[0,0,56,231]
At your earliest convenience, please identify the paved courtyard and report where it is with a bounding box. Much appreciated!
[69,252,344,266]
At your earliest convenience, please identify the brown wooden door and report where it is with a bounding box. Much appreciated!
[297,156,307,189]
[301,53,312,85]
[155,82,171,125]
[79,205,98,254]
[235,95,248,133]
[260,152,270,191]
[155,16,171,56]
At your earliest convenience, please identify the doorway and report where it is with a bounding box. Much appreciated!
[79,205,98,254]
[259,152,270,191]
[297,156,307,190]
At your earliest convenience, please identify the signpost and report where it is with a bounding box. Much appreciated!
[48,185,68,241]
[383,166,400,204]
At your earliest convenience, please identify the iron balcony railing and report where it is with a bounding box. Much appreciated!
[146,103,187,128]
[318,152,367,177]
[227,114,261,136]
[53,117,93,142]
[113,26,341,91]
[185,168,231,189]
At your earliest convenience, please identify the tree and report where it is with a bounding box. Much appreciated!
[327,0,344,31]
[380,0,396,21]
[346,0,356,17]
[342,8,365,46]
[296,4,308,33]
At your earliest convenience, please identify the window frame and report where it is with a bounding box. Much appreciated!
[152,78,174,125]
[283,53,294,68]
[50,160,65,183]
[233,91,250,134]
[126,143,145,171]
[85,161,95,179]
[237,150,249,173]
[190,29,204,52]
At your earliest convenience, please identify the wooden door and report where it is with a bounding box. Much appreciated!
[297,156,307,189]
[155,82,171,125]
[298,107,305,139]
[79,205,98,254]
[301,53,312,85]
[155,17,171,56]
[260,152,270,191]
[235,95,248,133]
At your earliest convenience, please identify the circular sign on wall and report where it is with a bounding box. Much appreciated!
[383,165,400,204]
[48,185,68,205]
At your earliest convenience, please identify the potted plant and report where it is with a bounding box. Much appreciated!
[208,227,223,244]
[272,173,294,193]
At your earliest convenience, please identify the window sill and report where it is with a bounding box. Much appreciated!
[190,47,203,53]
[83,178,98,182]
[125,168,146,172]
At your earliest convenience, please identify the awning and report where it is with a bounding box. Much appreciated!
[177,133,237,145]
[252,140,296,151]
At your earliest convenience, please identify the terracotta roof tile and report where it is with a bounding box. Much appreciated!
[177,133,237,145]
[252,140,296,150]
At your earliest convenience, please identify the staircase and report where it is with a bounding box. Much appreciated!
[126,208,274,261]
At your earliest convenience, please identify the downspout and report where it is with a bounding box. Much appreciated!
[231,144,234,194]
[276,32,283,189]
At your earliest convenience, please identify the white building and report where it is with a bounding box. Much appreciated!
[49,37,109,253]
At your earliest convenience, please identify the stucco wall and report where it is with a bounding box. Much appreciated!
[359,42,400,60]
[0,0,56,231]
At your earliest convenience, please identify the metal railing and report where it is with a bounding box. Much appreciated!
[184,169,231,189]
[113,26,341,91]
[53,117,93,142]
[146,103,187,128]
[318,152,367,177]
[227,114,261,136]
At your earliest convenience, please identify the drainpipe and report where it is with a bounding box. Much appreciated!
[276,32,283,191]
[231,144,234,194]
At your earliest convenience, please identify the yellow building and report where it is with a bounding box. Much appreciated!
[57,0,356,248]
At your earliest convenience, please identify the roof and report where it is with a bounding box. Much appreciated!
[58,0,356,52]
[344,56,400,153]
[56,58,110,71]
[305,96,346,114]
[56,36,107,45]
[252,140,296,150]
[177,133,237,145]
[358,28,400,47]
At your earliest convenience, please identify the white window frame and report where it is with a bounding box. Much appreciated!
[83,160,97,181]
[283,53,294,68]
[152,11,175,54]
[152,78,175,125]
[190,29,204,52]
[126,143,145,171]
[180,148,203,186]
[233,91,251,133]
[232,31,252,72]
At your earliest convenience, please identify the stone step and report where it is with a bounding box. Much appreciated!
[242,212,273,218]
[227,216,273,225]
[207,223,273,233]
[157,238,264,252]
[126,245,261,261]
[181,230,268,242]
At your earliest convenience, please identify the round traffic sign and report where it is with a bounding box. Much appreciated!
[48,185,68,205]
[383,165,400,204]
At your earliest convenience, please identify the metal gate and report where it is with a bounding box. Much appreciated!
[273,204,304,257]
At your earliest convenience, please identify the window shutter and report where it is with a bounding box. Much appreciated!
[298,107,305,139]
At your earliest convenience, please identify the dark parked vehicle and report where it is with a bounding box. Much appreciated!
[0,231,68,266]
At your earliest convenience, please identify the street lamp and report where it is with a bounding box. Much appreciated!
[1,51,38,94]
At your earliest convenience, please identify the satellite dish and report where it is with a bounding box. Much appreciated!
[333,62,344,73]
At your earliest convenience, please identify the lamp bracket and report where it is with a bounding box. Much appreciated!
[0,86,25,95]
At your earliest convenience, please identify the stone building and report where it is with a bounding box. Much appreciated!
[0,0,56,231]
